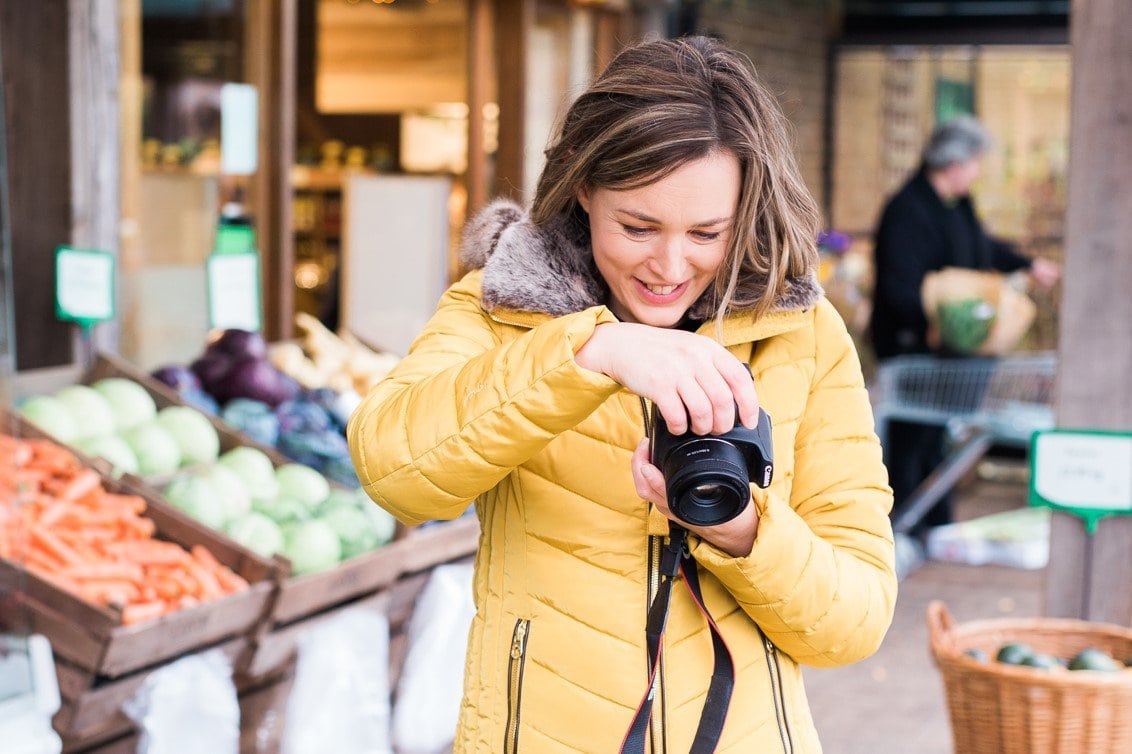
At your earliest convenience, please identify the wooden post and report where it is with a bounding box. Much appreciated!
[493,0,533,201]
[69,0,121,356]
[245,0,297,341]
[0,1,76,370]
[1044,0,1132,623]
[467,0,494,215]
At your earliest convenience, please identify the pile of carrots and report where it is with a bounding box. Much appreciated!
[0,434,249,625]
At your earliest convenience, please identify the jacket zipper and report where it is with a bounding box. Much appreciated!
[504,618,531,754]
[641,395,667,754]
[761,632,794,754]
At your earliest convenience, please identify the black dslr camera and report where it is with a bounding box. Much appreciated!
[649,403,774,527]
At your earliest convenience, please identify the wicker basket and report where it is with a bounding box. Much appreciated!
[928,601,1132,753]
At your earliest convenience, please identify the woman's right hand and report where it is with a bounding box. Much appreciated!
[575,322,759,436]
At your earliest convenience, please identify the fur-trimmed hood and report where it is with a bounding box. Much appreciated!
[459,199,823,321]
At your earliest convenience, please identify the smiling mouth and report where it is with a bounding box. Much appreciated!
[635,278,689,301]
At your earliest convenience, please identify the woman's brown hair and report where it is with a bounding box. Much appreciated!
[530,35,820,321]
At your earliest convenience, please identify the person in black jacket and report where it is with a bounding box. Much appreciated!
[869,116,1060,535]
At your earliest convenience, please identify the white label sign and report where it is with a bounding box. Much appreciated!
[56,247,115,323]
[207,252,261,332]
[1033,433,1132,511]
[221,83,258,175]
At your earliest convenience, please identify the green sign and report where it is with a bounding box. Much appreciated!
[214,223,256,254]
[1030,429,1132,533]
[206,251,262,332]
[55,246,116,327]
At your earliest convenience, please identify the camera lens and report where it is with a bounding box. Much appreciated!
[661,439,751,526]
[692,484,725,504]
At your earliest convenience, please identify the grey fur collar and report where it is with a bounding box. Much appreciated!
[460,199,823,319]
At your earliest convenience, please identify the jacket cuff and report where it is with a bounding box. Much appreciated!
[689,490,816,607]
[559,305,622,391]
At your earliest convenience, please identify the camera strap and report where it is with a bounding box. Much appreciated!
[619,523,735,754]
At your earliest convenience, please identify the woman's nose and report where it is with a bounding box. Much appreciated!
[645,235,689,281]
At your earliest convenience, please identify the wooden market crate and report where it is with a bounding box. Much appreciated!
[52,636,251,750]
[0,412,278,680]
[267,515,480,627]
[82,352,292,469]
[60,560,464,754]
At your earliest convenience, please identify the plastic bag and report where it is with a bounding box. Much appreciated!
[921,267,1036,355]
[281,607,393,754]
[122,649,239,754]
[392,563,475,754]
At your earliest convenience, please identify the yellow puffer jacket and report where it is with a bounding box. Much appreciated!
[349,201,896,754]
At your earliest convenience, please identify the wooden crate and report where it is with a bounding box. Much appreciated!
[268,515,479,627]
[0,412,278,680]
[82,352,293,470]
[81,352,481,628]
[53,636,251,749]
[61,562,456,754]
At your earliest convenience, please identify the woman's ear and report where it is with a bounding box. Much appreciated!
[577,186,592,214]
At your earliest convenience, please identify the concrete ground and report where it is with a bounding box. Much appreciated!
[805,472,1044,754]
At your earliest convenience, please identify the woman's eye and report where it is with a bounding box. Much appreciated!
[622,225,652,237]
[692,231,721,241]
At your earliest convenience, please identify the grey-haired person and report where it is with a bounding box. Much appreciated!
[868,115,1060,535]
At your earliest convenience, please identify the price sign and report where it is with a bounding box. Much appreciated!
[207,251,262,332]
[55,246,116,327]
[1030,429,1132,532]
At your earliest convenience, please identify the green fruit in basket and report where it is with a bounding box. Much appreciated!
[92,378,157,431]
[55,385,117,441]
[156,406,220,466]
[77,434,140,475]
[123,422,183,477]
[996,642,1034,665]
[1020,653,1061,670]
[963,648,989,663]
[937,298,995,354]
[1068,648,1121,672]
[18,396,79,442]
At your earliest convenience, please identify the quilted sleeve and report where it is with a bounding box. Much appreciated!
[347,272,621,526]
[690,300,897,668]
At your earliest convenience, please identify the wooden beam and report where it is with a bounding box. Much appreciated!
[493,0,533,201]
[467,0,494,215]
[1045,0,1132,623]
[69,0,121,357]
[245,0,297,341]
[1,0,75,370]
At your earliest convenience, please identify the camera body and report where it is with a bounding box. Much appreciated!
[649,405,774,527]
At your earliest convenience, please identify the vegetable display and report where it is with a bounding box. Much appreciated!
[152,326,379,486]
[19,379,220,478]
[0,434,249,624]
[163,448,396,574]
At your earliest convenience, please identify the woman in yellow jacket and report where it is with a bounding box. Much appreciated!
[349,36,896,754]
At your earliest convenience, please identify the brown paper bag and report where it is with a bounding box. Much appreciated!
[921,268,1036,355]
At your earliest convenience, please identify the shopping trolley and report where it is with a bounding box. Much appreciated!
[871,352,1057,536]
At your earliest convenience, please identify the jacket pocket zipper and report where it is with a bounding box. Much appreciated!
[504,618,531,754]
[762,632,794,754]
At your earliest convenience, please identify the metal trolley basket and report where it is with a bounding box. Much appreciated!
[871,352,1058,536]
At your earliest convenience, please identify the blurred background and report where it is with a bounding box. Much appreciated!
[0,0,1071,374]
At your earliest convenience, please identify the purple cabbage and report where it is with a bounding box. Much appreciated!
[151,364,201,393]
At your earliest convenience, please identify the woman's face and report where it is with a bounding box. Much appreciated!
[578,151,741,327]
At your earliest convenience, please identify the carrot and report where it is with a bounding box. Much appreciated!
[121,601,168,626]
[60,561,145,582]
[215,568,249,594]
[103,540,188,566]
[184,560,223,600]
[29,525,85,567]
[1,431,256,625]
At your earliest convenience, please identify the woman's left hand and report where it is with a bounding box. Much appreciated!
[632,438,759,558]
